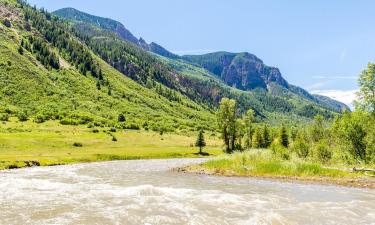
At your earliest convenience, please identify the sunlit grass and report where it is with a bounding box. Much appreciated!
[195,150,359,178]
[0,119,222,170]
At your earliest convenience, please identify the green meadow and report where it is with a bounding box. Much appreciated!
[0,118,222,169]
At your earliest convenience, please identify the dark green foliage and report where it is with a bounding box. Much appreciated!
[195,130,206,154]
[22,4,102,77]
[117,113,126,122]
[18,46,24,55]
[73,142,83,147]
[279,125,289,148]
[112,136,117,142]
[25,36,60,69]
[3,19,11,28]
[262,125,271,148]
[0,113,9,121]
[17,112,28,122]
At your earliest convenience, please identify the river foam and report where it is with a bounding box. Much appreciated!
[1,159,374,225]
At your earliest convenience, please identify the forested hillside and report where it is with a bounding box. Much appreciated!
[0,0,216,132]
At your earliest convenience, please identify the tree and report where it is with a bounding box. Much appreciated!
[356,63,375,116]
[262,124,271,148]
[18,46,24,55]
[217,98,237,153]
[195,130,206,154]
[252,127,263,149]
[333,111,368,161]
[243,109,255,149]
[279,125,289,148]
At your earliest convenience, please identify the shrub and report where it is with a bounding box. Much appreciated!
[3,19,11,28]
[109,127,117,133]
[126,123,140,130]
[118,113,126,122]
[60,118,79,126]
[315,142,332,164]
[17,112,28,122]
[270,139,290,160]
[292,139,310,159]
[0,113,9,122]
[112,136,118,142]
[33,114,46,123]
[92,129,99,133]
[73,142,83,147]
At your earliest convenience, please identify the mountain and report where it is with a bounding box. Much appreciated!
[182,52,289,90]
[54,8,180,59]
[0,0,215,132]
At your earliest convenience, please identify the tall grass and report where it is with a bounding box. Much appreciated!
[200,150,357,178]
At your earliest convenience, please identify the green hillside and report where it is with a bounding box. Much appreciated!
[0,0,216,132]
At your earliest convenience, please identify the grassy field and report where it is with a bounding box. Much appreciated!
[0,118,222,170]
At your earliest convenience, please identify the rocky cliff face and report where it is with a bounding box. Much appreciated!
[183,52,288,90]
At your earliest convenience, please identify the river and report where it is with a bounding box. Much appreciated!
[0,158,374,225]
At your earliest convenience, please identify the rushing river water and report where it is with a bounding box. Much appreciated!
[0,158,375,225]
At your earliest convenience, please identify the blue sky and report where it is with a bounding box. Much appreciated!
[28,0,375,105]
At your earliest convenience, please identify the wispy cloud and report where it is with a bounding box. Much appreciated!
[311,89,358,107]
[311,75,358,80]
[171,49,217,55]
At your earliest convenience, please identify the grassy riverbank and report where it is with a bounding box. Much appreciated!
[0,119,222,170]
[183,150,375,188]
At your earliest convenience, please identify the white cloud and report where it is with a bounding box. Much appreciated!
[311,89,358,107]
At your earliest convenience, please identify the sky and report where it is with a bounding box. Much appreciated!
[28,0,375,106]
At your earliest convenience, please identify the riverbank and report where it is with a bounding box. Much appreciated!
[0,120,221,170]
[178,150,375,189]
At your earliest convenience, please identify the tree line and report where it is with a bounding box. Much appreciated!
[216,63,375,164]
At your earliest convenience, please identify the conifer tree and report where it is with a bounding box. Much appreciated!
[262,124,271,148]
[195,130,206,154]
[279,125,289,148]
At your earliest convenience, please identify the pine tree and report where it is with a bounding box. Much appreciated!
[262,124,271,148]
[18,45,24,55]
[195,130,206,154]
[279,125,289,148]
